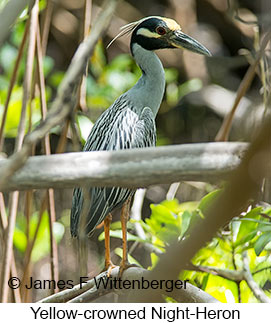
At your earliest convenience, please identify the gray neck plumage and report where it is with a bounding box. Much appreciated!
[125,43,165,117]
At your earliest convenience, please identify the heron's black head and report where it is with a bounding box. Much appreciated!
[129,16,211,56]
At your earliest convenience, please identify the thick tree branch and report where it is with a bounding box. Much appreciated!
[38,267,219,303]
[0,142,248,191]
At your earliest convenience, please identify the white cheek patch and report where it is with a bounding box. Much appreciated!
[136,28,161,38]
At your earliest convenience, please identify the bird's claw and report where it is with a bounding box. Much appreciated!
[105,261,117,277]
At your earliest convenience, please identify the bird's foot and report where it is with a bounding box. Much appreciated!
[105,261,116,277]
[118,261,139,277]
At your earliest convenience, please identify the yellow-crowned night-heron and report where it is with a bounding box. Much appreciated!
[71,16,210,274]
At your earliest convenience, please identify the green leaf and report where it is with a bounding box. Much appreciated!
[77,115,93,142]
[148,252,159,270]
[146,202,180,242]
[257,224,271,232]
[254,232,271,256]
[235,207,262,247]
[231,220,241,243]
[0,44,17,74]
[178,78,203,99]
[49,71,64,87]
[263,207,271,216]
[205,274,238,303]
[237,218,271,226]
[198,189,221,215]
[13,227,27,253]
[165,68,178,83]
[178,201,199,213]
[180,210,192,238]
[29,212,64,263]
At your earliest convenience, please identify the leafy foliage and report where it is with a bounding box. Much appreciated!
[13,211,64,262]
[105,190,271,303]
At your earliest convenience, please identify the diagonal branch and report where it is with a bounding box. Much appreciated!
[195,265,244,282]
[215,29,271,141]
[0,0,120,191]
[242,251,271,303]
[130,189,162,255]
[128,114,271,302]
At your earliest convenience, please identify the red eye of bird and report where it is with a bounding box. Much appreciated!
[156,26,166,35]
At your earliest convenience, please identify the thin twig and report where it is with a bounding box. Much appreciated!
[166,182,180,200]
[15,0,38,152]
[195,265,243,282]
[22,190,33,302]
[78,0,93,112]
[0,193,21,303]
[242,251,271,303]
[215,29,271,141]
[252,266,271,276]
[20,194,47,295]
[0,2,39,302]
[130,189,162,255]
[231,238,241,302]
[40,0,54,55]
[0,191,19,302]
[56,120,70,154]
[0,21,29,151]
[36,17,59,294]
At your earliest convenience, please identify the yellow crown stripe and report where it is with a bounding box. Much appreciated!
[161,18,181,31]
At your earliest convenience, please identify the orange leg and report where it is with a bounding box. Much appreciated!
[104,213,115,276]
[119,197,132,276]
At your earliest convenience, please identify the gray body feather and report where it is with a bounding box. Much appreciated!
[70,43,165,237]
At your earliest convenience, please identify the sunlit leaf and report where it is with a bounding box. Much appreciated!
[178,78,203,99]
[148,252,159,270]
[180,210,192,238]
[77,114,93,142]
[235,207,262,247]
[165,68,178,83]
[254,232,271,256]
[205,275,238,303]
[198,189,221,215]
[13,227,27,253]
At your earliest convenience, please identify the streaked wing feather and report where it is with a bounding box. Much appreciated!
[70,95,156,237]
